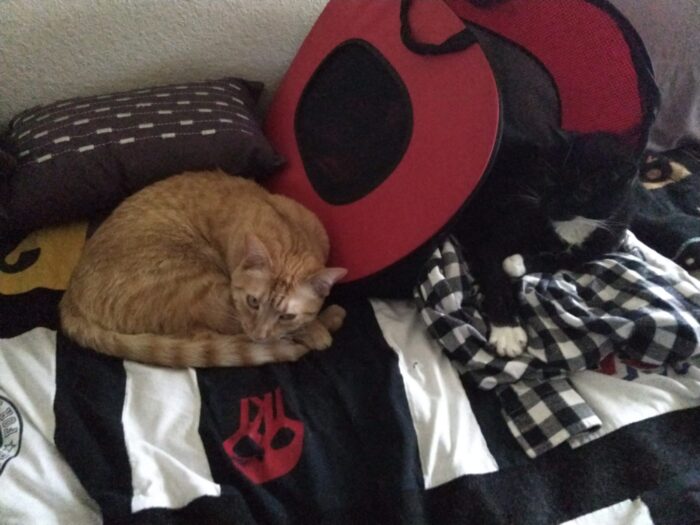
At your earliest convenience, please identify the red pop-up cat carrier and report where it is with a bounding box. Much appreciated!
[264,0,658,297]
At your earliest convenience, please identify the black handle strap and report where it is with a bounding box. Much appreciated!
[400,0,477,55]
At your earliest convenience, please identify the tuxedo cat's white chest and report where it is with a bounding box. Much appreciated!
[551,216,597,246]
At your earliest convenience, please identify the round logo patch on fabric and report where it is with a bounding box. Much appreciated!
[0,396,23,475]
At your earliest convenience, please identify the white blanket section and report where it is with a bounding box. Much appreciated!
[0,329,100,525]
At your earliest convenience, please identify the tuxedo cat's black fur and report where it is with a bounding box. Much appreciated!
[454,129,640,357]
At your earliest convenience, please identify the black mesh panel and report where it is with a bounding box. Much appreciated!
[468,24,560,144]
[296,40,413,205]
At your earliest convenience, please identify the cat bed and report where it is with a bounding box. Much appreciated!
[264,0,500,297]
[416,233,700,457]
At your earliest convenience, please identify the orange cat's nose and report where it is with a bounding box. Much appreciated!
[250,327,270,343]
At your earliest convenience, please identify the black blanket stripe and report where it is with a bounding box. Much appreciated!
[643,469,700,525]
[424,406,700,525]
[54,331,133,522]
[0,288,62,338]
[195,298,424,524]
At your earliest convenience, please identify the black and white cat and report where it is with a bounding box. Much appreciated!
[454,129,640,357]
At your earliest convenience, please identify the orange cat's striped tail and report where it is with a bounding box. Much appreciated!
[59,297,310,368]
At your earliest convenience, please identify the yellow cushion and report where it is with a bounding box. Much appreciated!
[0,222,88,295]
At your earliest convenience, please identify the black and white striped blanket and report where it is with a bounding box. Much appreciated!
[415,232,700,457]
[2,227,700,524]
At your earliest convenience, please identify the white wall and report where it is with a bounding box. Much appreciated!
[607,0,700,151]
[0,0,329,127]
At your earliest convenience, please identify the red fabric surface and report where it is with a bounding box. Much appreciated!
[446,0,643,135]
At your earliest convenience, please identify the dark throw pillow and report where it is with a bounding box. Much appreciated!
[0,77,284,237]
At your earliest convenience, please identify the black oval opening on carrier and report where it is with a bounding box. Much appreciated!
[296,40,413,205]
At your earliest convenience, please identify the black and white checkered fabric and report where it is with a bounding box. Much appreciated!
[415,232,700,457]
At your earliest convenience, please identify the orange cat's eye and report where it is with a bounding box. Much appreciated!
[246,295,259,310]
[280,313,296,321]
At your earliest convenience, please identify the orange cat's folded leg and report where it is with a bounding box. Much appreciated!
[292,304,346,351]
[317,304,346,332]
[292,320,332,351]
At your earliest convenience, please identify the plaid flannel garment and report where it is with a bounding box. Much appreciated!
[414,233,700,457]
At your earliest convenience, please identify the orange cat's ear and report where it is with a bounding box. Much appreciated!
[242,233,271,271]
[308,267,347,297]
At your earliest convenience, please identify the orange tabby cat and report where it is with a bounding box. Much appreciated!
[60,170,347,367]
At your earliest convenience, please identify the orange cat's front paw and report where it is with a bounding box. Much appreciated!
[293,321,333,351]
[318,304,346,333]
[273,340,313,362]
